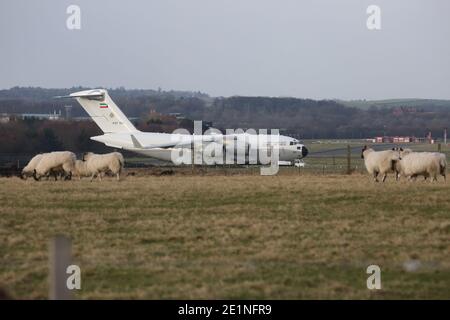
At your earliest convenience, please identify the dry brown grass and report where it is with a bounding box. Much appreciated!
[0,172,449,299]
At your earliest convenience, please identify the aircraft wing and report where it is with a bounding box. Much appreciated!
[130,134,230,150]
[130,135,186,149]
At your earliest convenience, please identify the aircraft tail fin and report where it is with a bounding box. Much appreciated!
[62,89,137,133]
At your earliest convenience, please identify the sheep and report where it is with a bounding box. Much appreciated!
[396,150,446,182]
[33,151,76,181]
[435,152,447,180]
[21,153,66,181]
[73,160,91,180]
[82,152,124,181]
[21,154,45,179]
[418,152,446,181]
[49,165,70,181]
[361,146,401,182]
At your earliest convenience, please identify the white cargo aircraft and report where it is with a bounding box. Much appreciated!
[59,89,308,165]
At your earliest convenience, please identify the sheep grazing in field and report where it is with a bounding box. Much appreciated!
[435,153,447,180]
[82,152,124,181]
[33,151,76,181]
[361,146,401,182]
[48,165,70,181]
[73,160,91,180]
[21,154,45,179]
[396,150,446,182]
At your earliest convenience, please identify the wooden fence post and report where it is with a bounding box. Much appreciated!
[347,145,351,175]
[49,235,73,300]
[438,143,442,153]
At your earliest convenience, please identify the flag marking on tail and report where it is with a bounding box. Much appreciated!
[65,89,138,133]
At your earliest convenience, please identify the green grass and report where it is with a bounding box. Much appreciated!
[0,174,449,299]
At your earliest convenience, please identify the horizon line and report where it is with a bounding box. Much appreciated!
[1,86,450,102]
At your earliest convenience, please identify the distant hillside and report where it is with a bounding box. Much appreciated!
[0,86,210,101]
[338,99,450,110]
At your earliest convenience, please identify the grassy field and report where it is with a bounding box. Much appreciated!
[0,173,449,299]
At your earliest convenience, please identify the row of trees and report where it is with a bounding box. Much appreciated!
[0,116,198,154]
[202,97,449,139]
[0,119,108,154]
[1,88,449,151]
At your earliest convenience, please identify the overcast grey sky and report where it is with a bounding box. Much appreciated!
[0,0,449,99]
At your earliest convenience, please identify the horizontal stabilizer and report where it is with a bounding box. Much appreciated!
[54,89,105,100]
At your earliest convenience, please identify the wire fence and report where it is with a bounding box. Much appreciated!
[0,153,366,177]
[1,142,447,177]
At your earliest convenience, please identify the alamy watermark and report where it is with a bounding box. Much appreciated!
[66,264,81,290]
[66,4,381,31]
[366,5,381,30]
[366,265,381,290]
[168,121,280,175]
[66,5,81,30]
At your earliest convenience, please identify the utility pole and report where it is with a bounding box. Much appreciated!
[191,141,194,174]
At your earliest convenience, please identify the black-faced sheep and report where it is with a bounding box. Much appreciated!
[33,151,76,181]
[21,154,45,179]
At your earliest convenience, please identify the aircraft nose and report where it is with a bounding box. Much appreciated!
[302,146,308,158]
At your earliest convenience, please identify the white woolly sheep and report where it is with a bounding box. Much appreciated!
[435,152,447,180]
[361,146,401,182]
[82,152,124,181]
[396,151,446,182]
[21,154,45,179]
[33,151,76,181]
[72,160,91,180]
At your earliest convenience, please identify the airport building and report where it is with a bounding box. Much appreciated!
[372,135,435,144]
